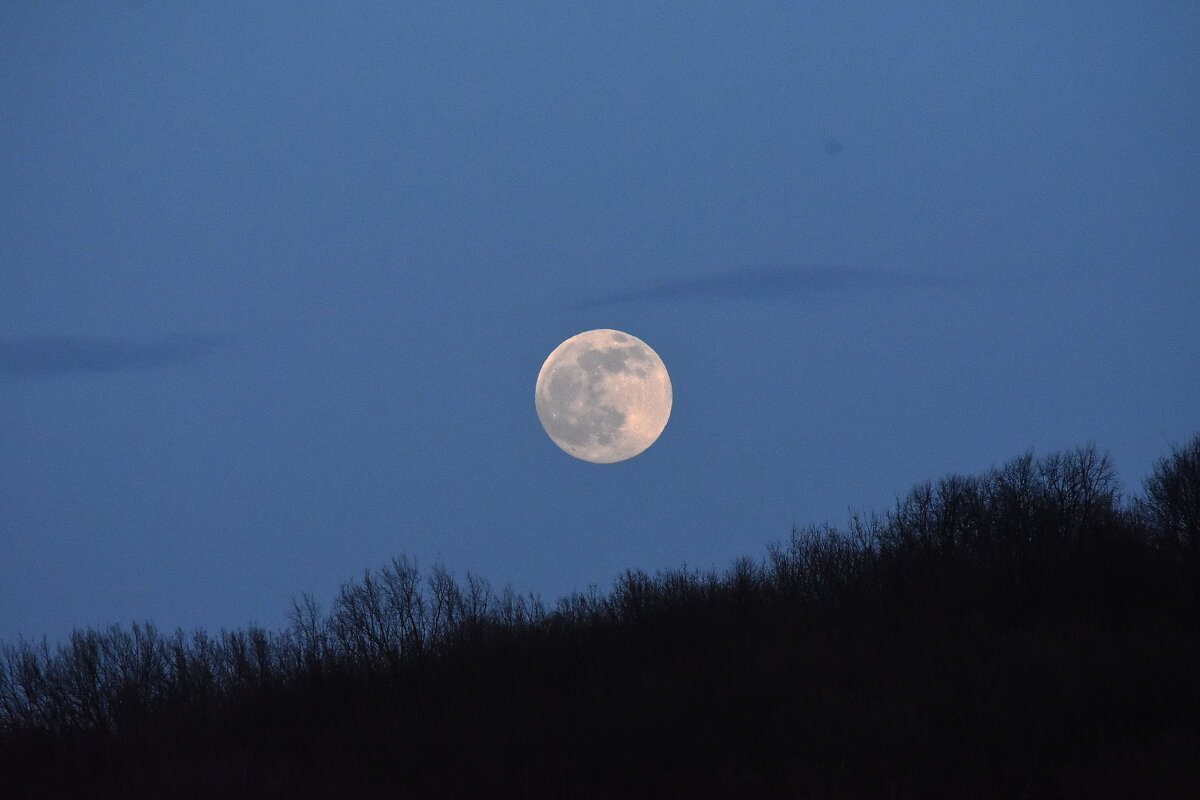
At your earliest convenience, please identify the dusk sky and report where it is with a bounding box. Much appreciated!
[3,2,1197,645]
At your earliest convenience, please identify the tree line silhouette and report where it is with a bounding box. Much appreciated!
[2,437,1198,798]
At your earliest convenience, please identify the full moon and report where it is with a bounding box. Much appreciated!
[535,329,672,464]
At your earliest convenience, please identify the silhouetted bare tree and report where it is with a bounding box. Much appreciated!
[1142,434,1200,562]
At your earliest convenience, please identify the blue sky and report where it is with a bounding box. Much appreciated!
[3,2,1198,644]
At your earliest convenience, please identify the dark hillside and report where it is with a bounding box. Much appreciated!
[3,439,1199,798]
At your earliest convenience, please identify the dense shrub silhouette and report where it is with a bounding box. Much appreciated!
[2,437,1199,798]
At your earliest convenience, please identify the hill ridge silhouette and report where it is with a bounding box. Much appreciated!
[3,437,1198,798]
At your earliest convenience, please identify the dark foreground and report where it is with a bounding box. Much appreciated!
[3,439,1199,798]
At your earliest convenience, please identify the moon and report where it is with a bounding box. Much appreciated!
[535,329,672,464]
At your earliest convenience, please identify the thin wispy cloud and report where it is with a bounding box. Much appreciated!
[575,264,954,309]
[0,334,230,376]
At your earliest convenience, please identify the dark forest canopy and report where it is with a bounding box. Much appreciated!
[3,437,1199,799]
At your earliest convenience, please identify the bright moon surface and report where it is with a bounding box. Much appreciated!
[536,329,673,464]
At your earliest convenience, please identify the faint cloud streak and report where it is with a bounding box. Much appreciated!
[575,264,953,309]
[0,334,230,376]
